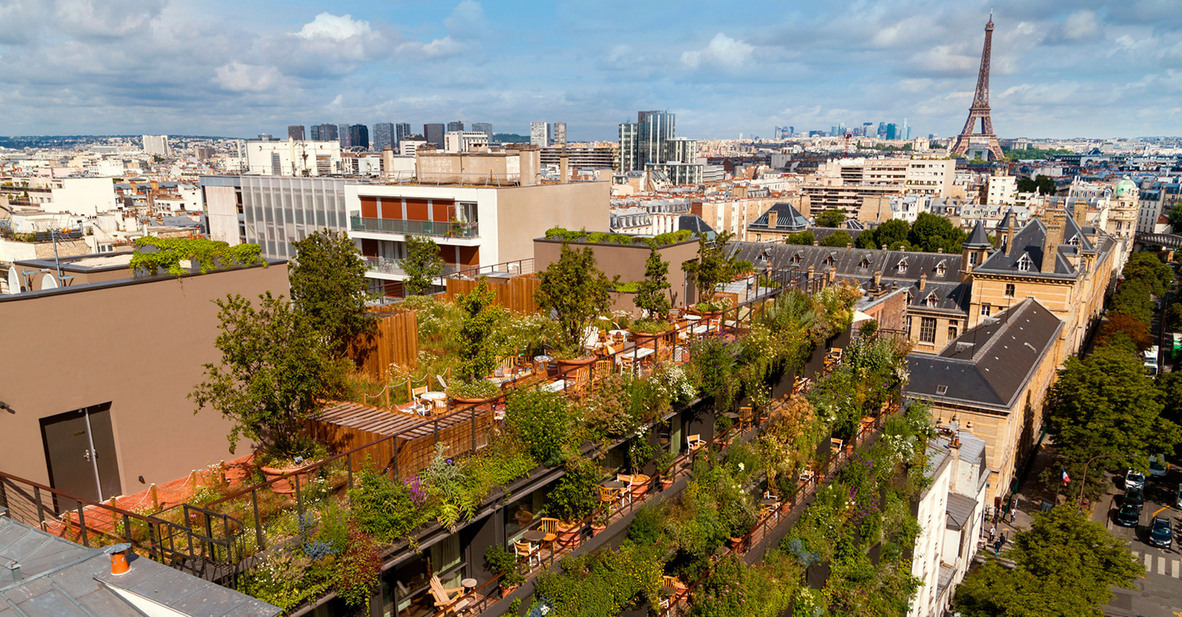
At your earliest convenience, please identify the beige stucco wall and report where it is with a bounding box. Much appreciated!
[0,263,289,495]
[533,238,700,311]
[496,181,610,265]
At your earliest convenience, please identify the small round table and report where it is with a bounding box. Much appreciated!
[461,578,477,591]
[601,480,625,490]
[760,498,781,507]
[533,355,553,363]
[521,530,547,543]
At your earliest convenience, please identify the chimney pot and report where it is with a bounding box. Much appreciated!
[106,543,132,576]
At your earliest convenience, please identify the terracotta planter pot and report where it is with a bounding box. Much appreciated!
[448,395,496,411]
[844,444,854,454]
[590,523,606,536]
[260,464,314,496]
[727,536,743,549]
[556,522,579,545]
[556,355,596,371]
[630,475,651,499]
[659,477,674,491]
[501,584,519,598]
[630,329,670,346]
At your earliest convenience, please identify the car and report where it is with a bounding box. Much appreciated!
[1149,455,1168,478]
[1124,488,1145,510]
[1115,503,1140,527]
[1125,469,1146,491]
[1148,516,1173,549]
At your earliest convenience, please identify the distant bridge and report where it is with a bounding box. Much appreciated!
[1135,232,1182,249]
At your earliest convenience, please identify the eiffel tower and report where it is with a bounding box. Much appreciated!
[951,14,1003,160]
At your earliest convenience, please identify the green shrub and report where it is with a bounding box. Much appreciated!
[548,455,602,522]
[505,390,571,467]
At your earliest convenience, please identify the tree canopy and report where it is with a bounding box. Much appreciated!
[634,249,671,318]
[1016,175,1057,195]
[681,230,742,304]
[1046,345,1179,481]
[819,230,854,247]
[907,212,967,253]
[456,281,500,380]
[1168,203,1182,232]
[785,230,815,246]
[954,506,1143,617]
[191,292,348,460]
[535,244,614,350]
[813,208,845,228]
[1109,278,1153,324]
[289,230,375,358]
[1121,252,1172,297]
[1095,314,1153,352]
[855,219,911,251]
[402,235,444,296]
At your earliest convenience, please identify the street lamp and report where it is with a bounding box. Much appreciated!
[1077,453,1126,509]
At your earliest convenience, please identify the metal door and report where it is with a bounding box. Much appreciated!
[40,403,121,510]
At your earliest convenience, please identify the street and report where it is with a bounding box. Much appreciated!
[1102,465,1182,617]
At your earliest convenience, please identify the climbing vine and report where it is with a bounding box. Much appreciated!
[130,236,264,276]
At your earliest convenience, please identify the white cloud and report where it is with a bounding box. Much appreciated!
[213,62,283,92]
[53,0,166,39]
[397,36,464,59]
[296,13,373,43]
[444,1,485,37]
[681,33,754,70]
[1050,10,1100,43]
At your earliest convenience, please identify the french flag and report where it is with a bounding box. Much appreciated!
[1061,467,1071,486]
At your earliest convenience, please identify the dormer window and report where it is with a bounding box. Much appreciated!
[1067,234,1079,246]
[925,293,938,307]
[934,261,946,277]
[859,256,872,271]
[1017,254,1033,272]
[824,254,836,267]
[896,257,908,273]
[791,253,801,265]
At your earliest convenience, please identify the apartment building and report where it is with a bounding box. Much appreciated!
[243,139,342,176]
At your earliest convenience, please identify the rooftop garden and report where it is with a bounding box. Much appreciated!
[130,236,264,276]
[543,227,694,249]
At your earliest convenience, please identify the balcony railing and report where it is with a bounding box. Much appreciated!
[362,256,459,278]
[350,216,479,238]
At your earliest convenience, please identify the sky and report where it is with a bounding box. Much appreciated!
[0,0,1179,140]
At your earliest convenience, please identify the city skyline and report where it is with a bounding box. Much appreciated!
[0,0,1179,139]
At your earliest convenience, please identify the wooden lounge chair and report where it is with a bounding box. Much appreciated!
[429,575,469,616]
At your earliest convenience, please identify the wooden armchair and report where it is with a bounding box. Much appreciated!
[514,540,540,568]
[687,434,705,452]
[598,484,623,510]
[429,575,469,616]
[539,517,560,547]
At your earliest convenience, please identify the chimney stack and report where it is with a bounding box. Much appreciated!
[1004,215,1017,255]
[919,273,927,291]
[1042,223,1063,273]
[768,210,778,228]
[560,153,570,184]
[873,269,882,289]
[1072,200,1087,227]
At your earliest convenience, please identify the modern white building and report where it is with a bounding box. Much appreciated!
[530,121,550,148]
[444,131,491,153]
[985,173,1017,205]
[142,134,170,157]
[244,139,342,177]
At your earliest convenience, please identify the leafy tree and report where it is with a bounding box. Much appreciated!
[785,230,815,246]
[1167,300,1182,331]
[908,212,967,253]
[505,389,570,468]
[1156,372,1182,454]
[191,293,348,459]
[535,244,614,349]
[456,281,500,380]
[1109,279,1152,324]
[819,230,854,247]
[855,219,910,250]
[1016,174,1057,195]
[682,230,742,304]
[1095,314,1153,351]
[1046,345,1179,484]
[954,506,1143,617]
[289,230,375,358]
[402,235,444,296]
[814,208,845,228]
[1168,203,1182,232]
[634,249,671,318]
[1121,252,1172,297]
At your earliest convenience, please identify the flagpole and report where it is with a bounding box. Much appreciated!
[1077,453,1125,510]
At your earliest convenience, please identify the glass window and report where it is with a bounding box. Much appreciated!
[1005,283,1015,297]
[920,317,937,343]
[948,325,958,340]
[981,304,992,317]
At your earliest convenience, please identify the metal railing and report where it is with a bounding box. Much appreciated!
[350,215,479,238]
[0,471,245,584]
[362,256,460,278]
[448,258,535,279]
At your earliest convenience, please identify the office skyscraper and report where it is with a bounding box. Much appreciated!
[288,125,305,141]
[338,124,352,148]
[637,111,674,166]
[142,135,170,157]
[447,120,464,132]
[424,123,445,148]
[472,122,493,139]
[373,123,394,151]
[395,123,412,145]
[552,122,567,146]
[349,124,370,150]
[885,123,898,140]
[313,124,338,142]
[530,121,550,147]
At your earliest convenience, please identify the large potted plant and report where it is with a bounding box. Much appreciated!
[630,249,674,344]
[191,292,347,494]
[447,378,501,406]
[535,244,613,369]
[484,545,524,597]
[547,455,601,542]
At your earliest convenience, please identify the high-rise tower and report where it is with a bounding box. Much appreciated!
[951,14,1003,160]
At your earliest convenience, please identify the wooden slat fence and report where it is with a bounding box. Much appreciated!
[349,308,420,378]
[445,274,540,313]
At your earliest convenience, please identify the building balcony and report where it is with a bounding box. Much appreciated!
[362,255,459,279]
[350,215,479,238]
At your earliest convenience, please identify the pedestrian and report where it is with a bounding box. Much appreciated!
[988,525,996,542]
